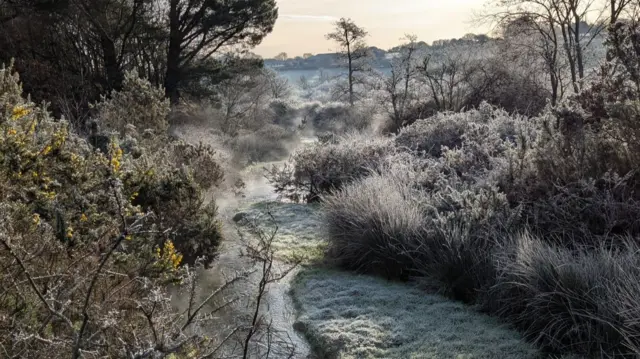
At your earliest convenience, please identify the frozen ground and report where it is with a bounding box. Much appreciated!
[234,201,547,359]
[291,268,541,359]
[173,126,545,358]
[234,201,327,262]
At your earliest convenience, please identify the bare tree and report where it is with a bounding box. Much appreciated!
[478,0,620,95]
[417,45,477,112]
[501,15,567,104]
[326,17,369,106]
[237,209,299,359]
[381,34,423,132]
[263,68,292,99]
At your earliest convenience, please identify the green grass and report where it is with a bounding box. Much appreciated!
[290,267,543,359]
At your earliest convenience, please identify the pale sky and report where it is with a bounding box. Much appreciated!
[254,0,491,58]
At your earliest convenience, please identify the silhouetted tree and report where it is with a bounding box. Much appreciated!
[164,0,278,104]
[326,17,369,106]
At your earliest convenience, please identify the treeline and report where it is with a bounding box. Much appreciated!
[0,0,278,125]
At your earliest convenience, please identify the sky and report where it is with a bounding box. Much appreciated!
[254,0,491,58]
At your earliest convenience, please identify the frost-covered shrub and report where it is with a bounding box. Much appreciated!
[0,64,219,358]
[91,75,224,267]
[170,141,224,190]
[396,103,525,159]
[0,61,22,111]
[496,103,640,245]
[267,133,394,202]
[395,112,468,157]
[94,71,170,137]
[323,170,427,279]
[122,158,222,267]
[299,101,371,135]
[267,98,299,129]
[232,123,298,164]
[323,159,514,298]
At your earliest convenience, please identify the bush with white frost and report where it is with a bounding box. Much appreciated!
[267,133,394,202]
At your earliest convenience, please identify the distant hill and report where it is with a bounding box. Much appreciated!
[263,35,496,71]
[264,46,392,71]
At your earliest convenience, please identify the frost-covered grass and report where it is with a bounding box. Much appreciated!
[290,267,542,359]
[234,201,327,262]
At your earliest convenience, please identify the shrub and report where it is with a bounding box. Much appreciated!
[323,171,427,279]
[170,140,224,190]
[93,70,170,138]
[267,98,299,129]
[232,123,298,164]
[485,232,640,357]
[323,161,512,295]
[464,57,550,116]
[299,101,371,135]
[122,147,223,267]
[93,75,224,267]
[395,111,468,157]
[267,132,394,202]
[0,64,218,358]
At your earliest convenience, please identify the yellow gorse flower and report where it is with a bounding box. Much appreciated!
[32,213,40,226]
[156,240,183,269]
[110,143,123,173]
[80,213,88,222]
[66,226,74,239]
[6,128,17,136]
[11,105,31,121]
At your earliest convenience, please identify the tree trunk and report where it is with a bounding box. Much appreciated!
[100,34,123,92]
[550,70,558,106]
[560,24,579,93]
[343,27,355,106]
[347,46,354,106]
[165,0,182,105]
[574,16,584,87]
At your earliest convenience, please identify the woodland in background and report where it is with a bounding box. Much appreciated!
[0,0,278,127]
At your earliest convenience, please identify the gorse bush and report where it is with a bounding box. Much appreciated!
[123,158,222,267]
[94,71,170,138]
[170,140,224,190]
[93,72,224,268]
[395,112,468,157]
[0,64,227,358]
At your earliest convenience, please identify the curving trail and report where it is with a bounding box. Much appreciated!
[173,131,550,359]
